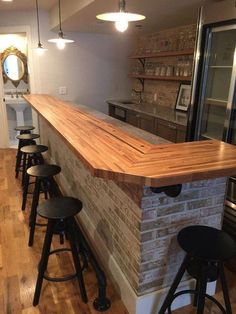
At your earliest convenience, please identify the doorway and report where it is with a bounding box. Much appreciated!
[0,26,38,149]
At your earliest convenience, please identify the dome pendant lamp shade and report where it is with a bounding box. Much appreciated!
[34,0,47,55]
[48,0,74,49]
[96,0,146,33]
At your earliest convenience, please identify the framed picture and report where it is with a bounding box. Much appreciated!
[175,84,191,112]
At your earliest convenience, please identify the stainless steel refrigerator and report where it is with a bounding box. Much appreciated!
[187,0,236,238]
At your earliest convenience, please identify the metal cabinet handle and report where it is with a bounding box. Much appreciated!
[168,124,177,130]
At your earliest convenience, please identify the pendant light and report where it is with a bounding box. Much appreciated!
[34,0,47,55]
[48,0,74,50]
[96,0,146,33]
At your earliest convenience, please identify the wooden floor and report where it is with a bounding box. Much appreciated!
[1,148,236,314]
[0,149,128,314]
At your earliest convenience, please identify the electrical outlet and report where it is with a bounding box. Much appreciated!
[59,86,67,95]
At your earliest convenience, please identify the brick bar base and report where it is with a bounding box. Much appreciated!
[39,117,227,313]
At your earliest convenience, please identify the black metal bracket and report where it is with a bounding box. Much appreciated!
[137,78,145,92]
[138,57,145,68]
[150,184,182,198]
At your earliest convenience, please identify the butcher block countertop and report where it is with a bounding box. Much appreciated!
[25,94,236,187]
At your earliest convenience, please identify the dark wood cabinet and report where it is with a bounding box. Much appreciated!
[109,104,127,122]
[139,113,156,134]
[126,110,140,127]
[156,118,177,142]
[126,110,156,134]
[156,118,186,143]
[176,126,187,143]
[108,104,186,142]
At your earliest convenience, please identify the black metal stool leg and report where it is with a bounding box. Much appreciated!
[193,279,200,307]
[15,145,22,178]
[21,173,30,211]
[219,263,232,314]
[21,152,27,186]
[159,254,189,314]
[68,218,88,303]
[28,178,41,247]
[33,219,55,306]
[196,265,208,314]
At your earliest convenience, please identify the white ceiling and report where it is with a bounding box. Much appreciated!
[0,0,57,11]
[0,0,221,34]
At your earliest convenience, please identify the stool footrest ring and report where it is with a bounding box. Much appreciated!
[35,222,48,227]
[168,289,227,314]
[49,247,71,255]
[43,273,77,282]
[42,248,77,282]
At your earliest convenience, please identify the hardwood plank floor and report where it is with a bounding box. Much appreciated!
[0,149,128,314]
[1,148,236,314]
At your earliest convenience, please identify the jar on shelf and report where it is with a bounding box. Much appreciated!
[160,65,167,76]
[155,63,161,76]
[166,65,174,77]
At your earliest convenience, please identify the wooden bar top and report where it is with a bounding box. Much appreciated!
[25,94,236,187]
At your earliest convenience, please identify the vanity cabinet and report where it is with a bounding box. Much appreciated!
[126,110,156,134]
[156,118,186,143]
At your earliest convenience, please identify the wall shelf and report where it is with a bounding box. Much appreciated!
[128,49,194,59]
[129,74,192,82]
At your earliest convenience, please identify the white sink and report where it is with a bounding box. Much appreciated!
[5,95,28,126]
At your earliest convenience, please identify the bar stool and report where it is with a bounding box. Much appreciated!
[33,197,88,306]
[25,164,61,247]
[159,225,236,314]
[20,145,48,186]
[15,133,40,179]
[15,125,35,134]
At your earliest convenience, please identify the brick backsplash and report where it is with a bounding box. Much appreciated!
[39,117,227,296]
[131,24,196,108]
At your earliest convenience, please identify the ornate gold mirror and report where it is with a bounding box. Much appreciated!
[1,46,28,88]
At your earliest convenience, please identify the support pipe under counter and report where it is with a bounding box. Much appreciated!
[24,94,236,314]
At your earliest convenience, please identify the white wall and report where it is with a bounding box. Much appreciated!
[0,10,133,113]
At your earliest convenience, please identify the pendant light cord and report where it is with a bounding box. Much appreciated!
[119,0,126,12]
[59,0,62,33]
[36,0,41,44]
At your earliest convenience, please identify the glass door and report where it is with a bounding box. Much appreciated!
[197,24,236,140]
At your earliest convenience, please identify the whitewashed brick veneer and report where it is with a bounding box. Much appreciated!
[39,117,227,297]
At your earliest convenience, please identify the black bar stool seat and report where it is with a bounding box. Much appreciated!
[178,225,236,261]
[21,144,48,155]
[16,133,40,141]
[159,225,236,314]
[15,133,40,179]
[15,125,35,133]
[27,164,61,178]
[33,197,88,306]
[38,197,81,219]
[20,145,48,187]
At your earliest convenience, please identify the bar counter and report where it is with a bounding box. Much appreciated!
[25,94,236,188]
[25,94,236,314]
